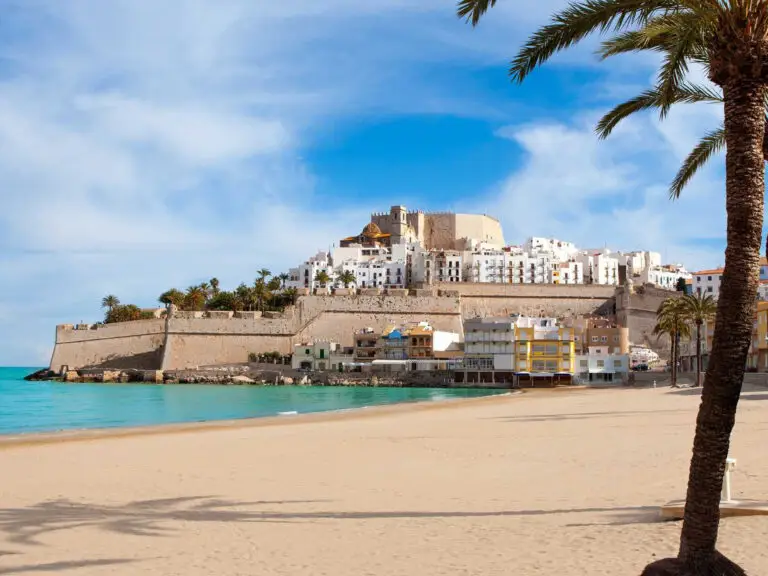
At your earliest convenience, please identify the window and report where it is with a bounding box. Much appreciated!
[614,360,623,368]
[708,276,712,281]
[613,335,620,343]
[597,360,605,368]
[305,349,311,355]
[697,277,701,282]
[600,336,607,343]
[580,360,588,368]
[591,336,599,343]
[707,287,713,292]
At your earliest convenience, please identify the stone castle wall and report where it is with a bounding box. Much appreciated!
[615,285,680,354]
[49,284,664,372]
[50,319,167,372]
[435,282,617,319]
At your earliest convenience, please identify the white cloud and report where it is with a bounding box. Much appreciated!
[476,104,727,270]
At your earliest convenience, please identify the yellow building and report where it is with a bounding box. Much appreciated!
[754,302,768,371]
[514,324,575,377]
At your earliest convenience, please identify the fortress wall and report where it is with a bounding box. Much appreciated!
[424,213,456,251]
[294,295,463,347]
[615,285,679,351]
[432,282,616,319]
[453,214,505,247]
[49,319,166,372]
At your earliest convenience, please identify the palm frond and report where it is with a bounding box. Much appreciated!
[456,0,498,26]
[655,12,704,117]
[596,82,722,139]
[669,127,725,199]
[598,27,672,58]
[509,0,679,83]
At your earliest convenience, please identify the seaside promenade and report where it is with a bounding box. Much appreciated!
[1,386,768,575]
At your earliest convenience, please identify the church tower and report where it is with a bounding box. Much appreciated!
[390,205,408,245]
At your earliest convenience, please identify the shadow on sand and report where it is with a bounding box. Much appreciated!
[0,558,135,575]
[0,496,663,551]
[487,408,686,423]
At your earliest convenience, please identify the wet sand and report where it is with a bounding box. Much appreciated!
[1,385,767,575]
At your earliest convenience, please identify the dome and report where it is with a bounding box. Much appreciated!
[362,222,382,236]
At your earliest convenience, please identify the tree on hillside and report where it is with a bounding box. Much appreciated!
[207,290,240,311]
[682,293,718,388]
[278,273,289,288]
[314,270,330,288]
[101,295,120,313]
[675,277,687,293]
[267,277,282,293]
[210,278,220,297]
[105,304,142,324]
[257,268,271,282]
[283,287,298,305]
[184,285,207,311]
[459,1,767,572]
[235,283,256,311]
[338,270,356,289]
[159,289,185,310]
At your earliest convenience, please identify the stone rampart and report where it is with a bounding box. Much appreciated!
[434,282,616,319]
[615,285,679,352]
[49,287,640,371]
[49,319,166,372]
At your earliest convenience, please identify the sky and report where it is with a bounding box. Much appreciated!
[0,0,733,365]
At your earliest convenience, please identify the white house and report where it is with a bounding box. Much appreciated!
[292,341,353,372]
[577,250,620,285]
[576,346,630,383]
[463,317,516,371]
[693,267,724,299]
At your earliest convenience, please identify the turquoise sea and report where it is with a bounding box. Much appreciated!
[0,367,505,435]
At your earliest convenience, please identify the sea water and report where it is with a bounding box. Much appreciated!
[0,367,505,435]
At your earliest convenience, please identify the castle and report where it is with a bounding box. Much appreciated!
[344,205,506,251]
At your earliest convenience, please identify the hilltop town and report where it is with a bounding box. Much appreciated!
[44,204,740,387]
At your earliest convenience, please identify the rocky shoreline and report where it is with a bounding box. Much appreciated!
[24,365,497,389]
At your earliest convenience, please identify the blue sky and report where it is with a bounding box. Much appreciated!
[0,0,731,365]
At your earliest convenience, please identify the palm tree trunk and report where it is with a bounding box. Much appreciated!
[696,322,702,388]
[671,331,677,387]
[669,333,675,386]
[657,80,764,575]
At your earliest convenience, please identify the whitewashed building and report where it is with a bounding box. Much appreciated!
[693,268,724,299]
[575,346,630,383]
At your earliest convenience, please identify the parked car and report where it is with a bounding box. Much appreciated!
[632,364,649,372]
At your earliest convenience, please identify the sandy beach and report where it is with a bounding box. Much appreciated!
[1,386,767,575]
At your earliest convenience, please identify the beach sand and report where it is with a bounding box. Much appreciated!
[1,385,768,575]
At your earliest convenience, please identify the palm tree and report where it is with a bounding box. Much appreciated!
[283,287,298,305]
[459,2,767,572]
[278,273,289,288]
[654,297,690,388]
[681,293,718,388]
[314,270,330,288]
[101,295,120,312]
[338,270,356,288]
[159,289,185,310]
[257,268,271,282]
[210,278,220,297]
[184,285,207,311]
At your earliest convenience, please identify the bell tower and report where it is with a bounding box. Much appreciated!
[390,205,408,245]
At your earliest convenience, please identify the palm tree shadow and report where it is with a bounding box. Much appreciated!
[0,497,662,548]
[0,558,135,575]
[0,497,328,547]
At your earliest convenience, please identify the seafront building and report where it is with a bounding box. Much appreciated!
[350,322,462,372]
[286,205,692,292]
[457,316,576,386]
